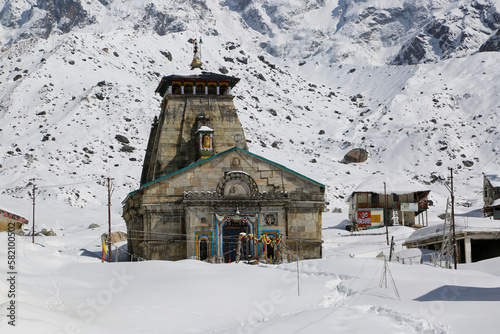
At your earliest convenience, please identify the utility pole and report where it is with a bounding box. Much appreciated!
[384,182,389,245]
[449,168,458,269]
[32,183,36,244]
[296,238,300,296]
[108,177,112,263]
[389,236,395,262]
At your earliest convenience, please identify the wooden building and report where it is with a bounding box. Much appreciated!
[347,178,430,229]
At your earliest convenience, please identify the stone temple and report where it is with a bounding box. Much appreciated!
[122,46,325,262]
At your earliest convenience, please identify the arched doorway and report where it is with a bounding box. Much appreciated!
[195,232,212,261]
[217,213,257,263]
[199,239,209,261]
[216,173,259,262]
[222,219,249,263]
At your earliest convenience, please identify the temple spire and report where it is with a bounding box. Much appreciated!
[190,40,203,70]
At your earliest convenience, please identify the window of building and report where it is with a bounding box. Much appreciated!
[172,84,181,94]
[184,83,193,94]
[208,84,217,95]
[196,83,205,94]
[220,84,228,95]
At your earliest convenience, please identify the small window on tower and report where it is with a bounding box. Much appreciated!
[196,83,205,95]
[184,83,193,94]
[208,84,217,95]
[220,84,228,95]
[172,84,181,94]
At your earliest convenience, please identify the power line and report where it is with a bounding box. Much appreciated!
[0,180,95,191]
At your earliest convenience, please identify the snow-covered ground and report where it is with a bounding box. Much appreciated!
[1,212,499,333]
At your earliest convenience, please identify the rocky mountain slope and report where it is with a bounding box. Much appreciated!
[0,0,499,221]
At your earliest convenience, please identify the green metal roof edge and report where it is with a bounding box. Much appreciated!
[124,148,235,202]
[124,147,325,203]
[233,147,325,188]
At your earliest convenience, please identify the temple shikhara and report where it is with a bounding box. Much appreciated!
[122,43,325,262]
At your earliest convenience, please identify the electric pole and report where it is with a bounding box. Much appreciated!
[384,182,389,245]
[108,177,112,263]
[449,168,458,269]
[32,183,36,244]
[389,236,395,262]
[296,238,300,296]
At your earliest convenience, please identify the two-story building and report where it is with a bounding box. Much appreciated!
[482,173,500,219]
[347,178,430,229]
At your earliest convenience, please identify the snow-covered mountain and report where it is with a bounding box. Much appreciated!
[0,0,499,219]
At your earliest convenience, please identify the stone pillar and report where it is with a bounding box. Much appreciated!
[465,236,472,263]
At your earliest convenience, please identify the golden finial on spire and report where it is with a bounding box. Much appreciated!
[190,39,203,70]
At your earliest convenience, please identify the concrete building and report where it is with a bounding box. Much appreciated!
[482,173,500,219]
[0,208,28,232]
[122,49,325,262]
[403,220,500,264]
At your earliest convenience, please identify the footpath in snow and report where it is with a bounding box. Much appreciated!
[0,213,499,333]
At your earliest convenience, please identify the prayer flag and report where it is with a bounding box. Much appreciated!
[101,239,107,263]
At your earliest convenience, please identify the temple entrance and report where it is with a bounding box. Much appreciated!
[222,220,250,263]
[216,211,257,263]
[199,239,208,260]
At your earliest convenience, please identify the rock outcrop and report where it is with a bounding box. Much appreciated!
[342,148,368,164]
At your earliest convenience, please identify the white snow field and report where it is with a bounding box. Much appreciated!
[1,211,499,334]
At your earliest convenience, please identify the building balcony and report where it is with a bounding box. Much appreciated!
[357,200,428,211]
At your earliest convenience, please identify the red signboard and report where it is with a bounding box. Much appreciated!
[357,211,372,228]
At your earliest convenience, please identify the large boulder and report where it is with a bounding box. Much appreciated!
[101,231,128,244]
[39,228,56,236]
[115,134,130,144]
[342,148,368,164]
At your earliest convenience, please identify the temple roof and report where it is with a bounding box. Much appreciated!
[155,71,240,96]
[123,147,325,204]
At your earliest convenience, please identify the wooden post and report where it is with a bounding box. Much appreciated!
[296,238,300,296]
[108,178,112,263]
[450,168,458,269]
[389,236,395,262]
[384,182,389,245]
[32,183,35,244]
